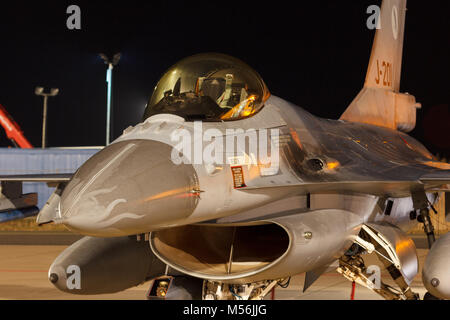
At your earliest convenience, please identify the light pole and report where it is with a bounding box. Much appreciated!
[35,87,59,148]
[99,52,121,146]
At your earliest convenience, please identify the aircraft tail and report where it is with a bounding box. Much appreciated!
[340,0,421,132]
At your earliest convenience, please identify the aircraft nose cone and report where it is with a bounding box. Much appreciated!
[60,140,199,236]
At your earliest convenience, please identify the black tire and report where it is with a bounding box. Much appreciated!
[423,292,440,300]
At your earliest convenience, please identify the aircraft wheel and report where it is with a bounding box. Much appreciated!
[423,292,440,300]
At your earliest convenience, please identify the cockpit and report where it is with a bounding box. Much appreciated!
[143,53,270,121]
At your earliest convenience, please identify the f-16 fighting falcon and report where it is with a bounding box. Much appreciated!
[1,0,449,300]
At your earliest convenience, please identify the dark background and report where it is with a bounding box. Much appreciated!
[0,1,448,158]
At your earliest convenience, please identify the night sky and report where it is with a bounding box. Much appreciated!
[0,1,449,158]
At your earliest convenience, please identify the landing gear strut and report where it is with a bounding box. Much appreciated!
[412,190,436,248]
[202,279,280,300]
[337,225,419,300]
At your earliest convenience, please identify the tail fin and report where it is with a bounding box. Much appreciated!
[340,0,421,132]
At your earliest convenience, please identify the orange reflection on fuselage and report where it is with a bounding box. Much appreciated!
[289,128,303,149]
[395,238,415,255]
[422,161,450,170]
[327,161,340,170]
[143,187,192,202]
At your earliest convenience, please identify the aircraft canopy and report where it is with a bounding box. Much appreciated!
[144,53,270,121]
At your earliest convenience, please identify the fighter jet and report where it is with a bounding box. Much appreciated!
[1,0,449,300]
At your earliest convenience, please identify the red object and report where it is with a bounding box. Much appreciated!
[0,104,33,148]
[271,287,275,300]
[350,281,356,300]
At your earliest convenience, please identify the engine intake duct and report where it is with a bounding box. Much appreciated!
[151,209,364,283]
[150,224,289,280]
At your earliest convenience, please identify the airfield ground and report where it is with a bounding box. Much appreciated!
[0,232,430,300]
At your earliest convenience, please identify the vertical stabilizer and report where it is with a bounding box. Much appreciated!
[340,0,421,132]
[365,0,405,91]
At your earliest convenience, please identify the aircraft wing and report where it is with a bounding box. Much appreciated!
[0,174,72,223]
[240,170,450,198]
[0,173,72,182]
[419,172,450,187]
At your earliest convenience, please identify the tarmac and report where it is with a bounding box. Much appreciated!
[0,232,430,300]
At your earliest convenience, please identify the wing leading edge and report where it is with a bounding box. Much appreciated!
[240,171,450,198]
[0,173,72,182]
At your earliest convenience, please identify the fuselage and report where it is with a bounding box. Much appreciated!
[56,95,443,237]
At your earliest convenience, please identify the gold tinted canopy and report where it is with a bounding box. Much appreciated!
[144,53,270,121]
